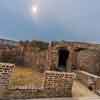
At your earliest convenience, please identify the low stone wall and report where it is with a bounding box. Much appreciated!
[0,63,74,98]
[4,71,74,99]
[0,63,15,89]
[76,71,100,91]
[4,88,45,99]
[0,63,15,97]
[43,71,74,97]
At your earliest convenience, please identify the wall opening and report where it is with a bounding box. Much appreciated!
[58,48,69,71]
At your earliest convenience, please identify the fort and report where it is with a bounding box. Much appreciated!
[1,39,100,75]
[48,41,100,75]
[0,39,100,98]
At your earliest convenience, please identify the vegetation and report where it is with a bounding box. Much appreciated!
[19,40,49,51]
[9,66,43,88]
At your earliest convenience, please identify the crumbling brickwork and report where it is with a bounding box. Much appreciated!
[5,71,74,98]
[48,41,100,75]
[1,40,100,75]
[0,63,15,89]
[77,50,100,75]
[43,71,74,97]
[0,63,15,96]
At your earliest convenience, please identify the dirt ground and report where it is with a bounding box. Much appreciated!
[9,66,43,88]
[72,80,98,97]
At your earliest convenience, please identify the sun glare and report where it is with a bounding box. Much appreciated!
[32,5,38,14]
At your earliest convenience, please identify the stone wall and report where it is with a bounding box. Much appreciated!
[43,71,74,97]
[0,63,15,96]
[48,41,100,75]
[76,70,100,94]
[36,50,48,72]
[77,50,100,75]
[15,43,48,69]
[76,71,98,89]
[1,40,100,75]
[48,42,73,71]
[0,42,48,70]
[4,71,74,99]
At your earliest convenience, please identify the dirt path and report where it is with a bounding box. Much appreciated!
[72,80,99,97]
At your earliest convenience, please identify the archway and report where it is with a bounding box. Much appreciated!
[58,48,69,71]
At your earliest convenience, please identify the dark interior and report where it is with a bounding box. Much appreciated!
[58,48,69,70]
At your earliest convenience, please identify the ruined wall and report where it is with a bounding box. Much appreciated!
[36,50,48,71]
[0,46,17,64]
[77,50,100,75]
[0,63,15,96]
[1,40,100,75]
[48,41,100,75]
[0,42,48,69]
[76,71,100,91]
[15,43,48,69]
[43,71,74,97]
[48,42,75,70]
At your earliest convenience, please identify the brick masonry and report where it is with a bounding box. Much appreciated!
[5,71,74,99]
[0,63,15,89]
[48,41,100,75]
[0,40,100,75]
[0,41,100,98]
[77,50,100,75]
[0,62,75,98]
[43,71,75,97]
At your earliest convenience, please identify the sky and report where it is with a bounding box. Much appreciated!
[0,0,100,43]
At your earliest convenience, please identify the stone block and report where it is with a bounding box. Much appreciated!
[43,71,75,97]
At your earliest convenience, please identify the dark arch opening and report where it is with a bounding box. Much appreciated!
[58,48,69,71]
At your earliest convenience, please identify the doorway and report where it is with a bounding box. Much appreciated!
[58,48,69,71]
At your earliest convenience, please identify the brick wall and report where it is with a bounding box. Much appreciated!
[77,50,100,75]
[4,71,74,99]
[0,63,15,96]
[43,71,74,97]
[48,41,100,75]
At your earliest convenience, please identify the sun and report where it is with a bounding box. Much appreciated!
[32,5,38,14]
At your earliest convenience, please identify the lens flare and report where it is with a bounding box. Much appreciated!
[32,5,38,14]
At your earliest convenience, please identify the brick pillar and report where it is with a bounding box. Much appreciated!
[66,47,72,72]
[47,42,53,70]
[71,50,78,70]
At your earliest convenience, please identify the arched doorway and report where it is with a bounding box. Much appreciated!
[58,48,69,71]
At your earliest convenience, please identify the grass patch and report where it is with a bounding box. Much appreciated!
[9,66,43,88]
